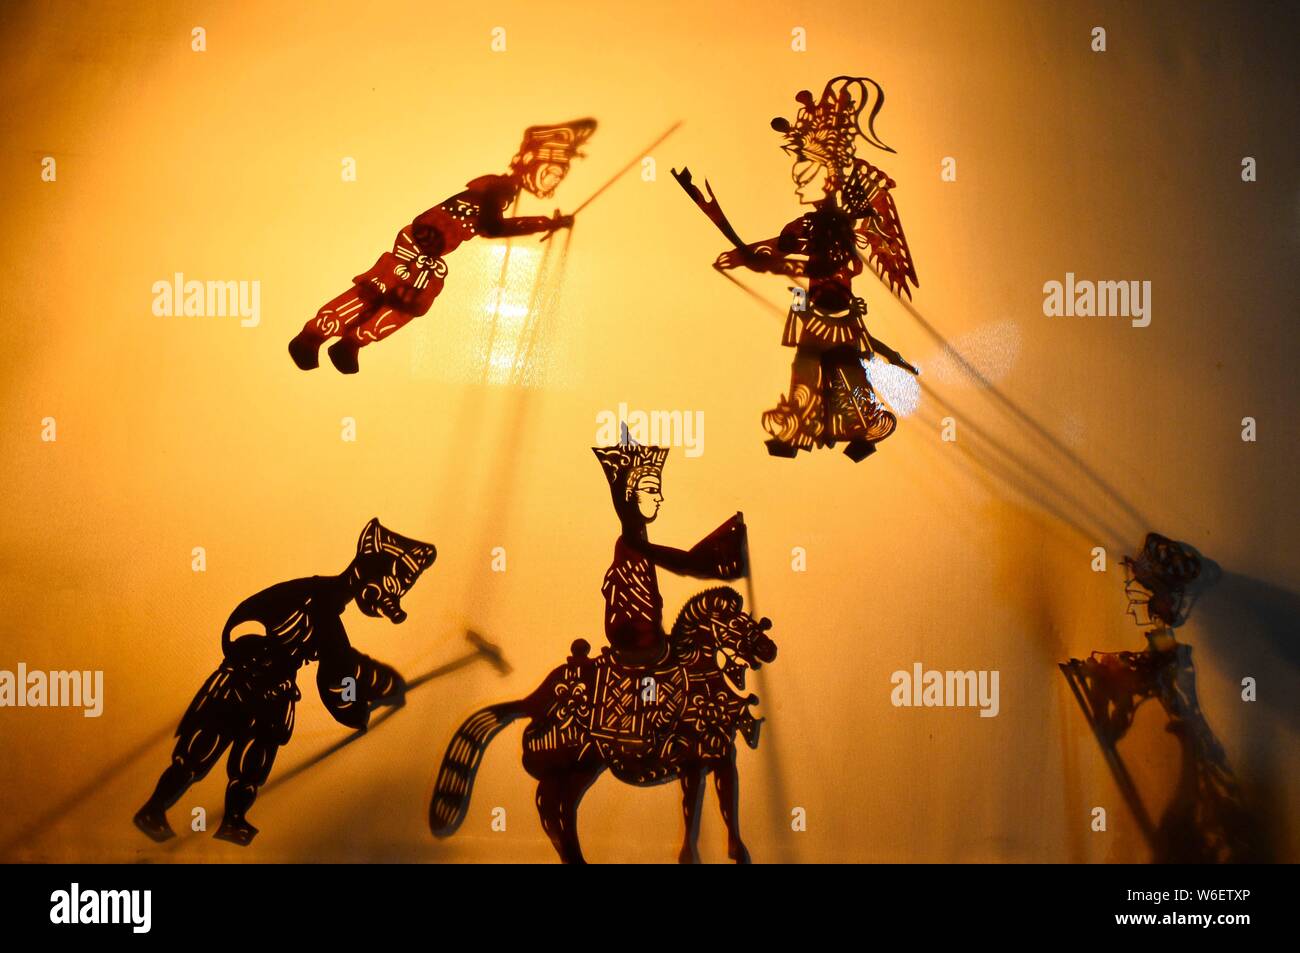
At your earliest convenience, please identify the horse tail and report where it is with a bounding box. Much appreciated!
[429,701,526,837]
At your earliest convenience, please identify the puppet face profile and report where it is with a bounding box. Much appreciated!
[1123,583,1158,628]
[632,472,664,522]
[792,158,831,204]
[593,438,669,527]
[1121,532,1201,629]
[352,518,437,624]
[772,76,894,201]
[511,118,597,199]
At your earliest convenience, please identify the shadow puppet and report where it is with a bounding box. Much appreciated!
[428,437,777,863]
[1060,533,1265,862]
[289,119,595,374]
[133,519,436,846]
[674,76,919,461]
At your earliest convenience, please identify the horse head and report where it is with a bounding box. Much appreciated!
[670,587,777,691]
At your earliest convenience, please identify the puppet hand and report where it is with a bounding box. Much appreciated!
[380,670,408,708]
[713,249,751,271]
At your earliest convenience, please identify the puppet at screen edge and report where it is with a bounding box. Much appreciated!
[1059,532,1261,863]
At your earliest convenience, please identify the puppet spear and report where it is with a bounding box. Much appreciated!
[573,121,683,216]
[232,632,511,802]
[540,120,684,241]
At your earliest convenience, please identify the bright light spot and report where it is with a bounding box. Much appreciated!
[868,356,920,416]
[924,319,1022,386]
[480,244,546,386]
[482,301,530,322]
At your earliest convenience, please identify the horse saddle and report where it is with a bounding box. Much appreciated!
[586,651,689,755]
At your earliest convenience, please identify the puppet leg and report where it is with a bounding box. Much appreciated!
[534,753,604,864]
[290,288,374,370]
[133,724,234,842]
[214,734,280,845]
[713,747,751,864]
[326,306,418,375]
[214,693,293,845]
[827,348,895,461]
[762,346,823,456]
[677,766,708,864]
[134,673,240,842]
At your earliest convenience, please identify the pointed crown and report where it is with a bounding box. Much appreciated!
[593,425,668,500]
[771,76,895,182]
[356,518,437,576]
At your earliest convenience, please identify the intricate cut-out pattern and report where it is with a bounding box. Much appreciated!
[289,120,595,374]
[674,77,919,460]
[133,519,436,846]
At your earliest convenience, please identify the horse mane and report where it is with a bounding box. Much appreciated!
[670,586,745,645]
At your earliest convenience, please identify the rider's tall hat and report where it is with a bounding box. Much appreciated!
[771,76,894,186]
[593,425,668,504]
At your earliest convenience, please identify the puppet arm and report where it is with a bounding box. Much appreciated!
[713,217,808,275]
[864,329,920,375]
[629,513,748,581]
[315,617,407,730]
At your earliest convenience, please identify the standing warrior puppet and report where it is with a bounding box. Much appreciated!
[675,77,919,461]
[134,519,436,846]
[289,119,596,374]
[429,438,776,863]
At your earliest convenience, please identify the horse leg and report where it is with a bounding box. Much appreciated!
[534,753,603,864]
[535,775,576,863]
[678,766,708,864]
[713,748,751,864]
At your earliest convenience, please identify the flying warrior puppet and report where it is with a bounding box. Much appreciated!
[289,119,596,374]
[674,77,919,461]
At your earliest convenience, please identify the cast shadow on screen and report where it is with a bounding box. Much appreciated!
[1193,569,1300,854]
[718,264,1149,547]
[899,294,1149,548]
[1060,536,1270,863]
[144,631,509,858]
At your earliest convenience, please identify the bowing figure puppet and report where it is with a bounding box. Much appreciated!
[134,519,436,846]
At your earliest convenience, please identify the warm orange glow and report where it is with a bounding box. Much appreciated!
[0,0,1295,864]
